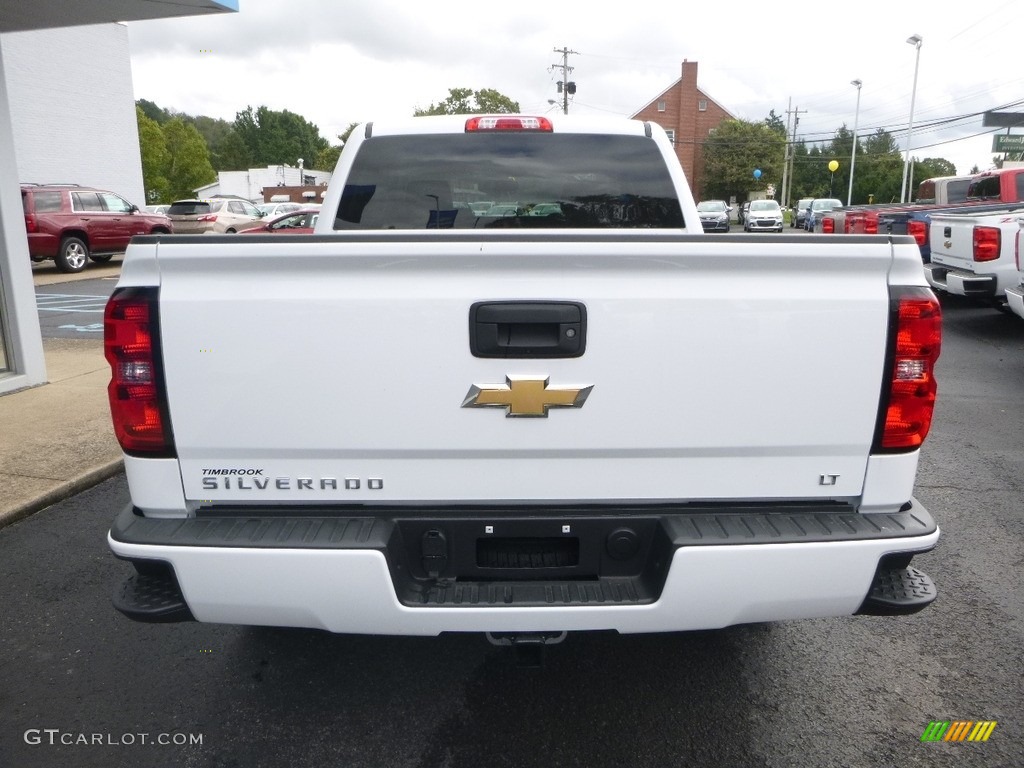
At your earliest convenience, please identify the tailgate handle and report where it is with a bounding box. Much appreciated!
[469,301,586,358]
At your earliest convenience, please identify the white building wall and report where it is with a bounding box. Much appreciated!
[1,23,145,207]
[194,166,333,201]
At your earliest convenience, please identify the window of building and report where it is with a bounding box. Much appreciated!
[698,99,708,112]
[657,101,666,112]
[665,130,675,145]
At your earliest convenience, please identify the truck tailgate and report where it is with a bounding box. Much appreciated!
[148,234,895,506]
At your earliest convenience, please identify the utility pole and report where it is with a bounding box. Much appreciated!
[550,47,577,115]
[784,104,808,209]
[780,98,793,210]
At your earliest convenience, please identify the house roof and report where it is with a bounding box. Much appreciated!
[631,77,738,121]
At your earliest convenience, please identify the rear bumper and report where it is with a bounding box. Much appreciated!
[1006,285,1024,319]
[923,264,997,297]
[108,502,939,634]
[27,232,59,258]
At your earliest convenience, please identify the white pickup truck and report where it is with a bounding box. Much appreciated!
[105,115,941,645]
[925,208,1024,307]
[1006,220,1024,319]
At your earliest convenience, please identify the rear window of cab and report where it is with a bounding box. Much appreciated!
[334,133,684,230]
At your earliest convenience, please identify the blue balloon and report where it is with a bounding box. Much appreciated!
[753,169,762,179]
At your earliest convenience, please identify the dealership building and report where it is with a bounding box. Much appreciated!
[0,1,237,396]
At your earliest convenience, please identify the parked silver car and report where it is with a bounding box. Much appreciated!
[744,199,784,232]
[696,199,731,232]
[791,197,813,229]
[805,198,843,232]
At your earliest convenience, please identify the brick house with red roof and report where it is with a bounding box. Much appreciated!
[631,60,735,201]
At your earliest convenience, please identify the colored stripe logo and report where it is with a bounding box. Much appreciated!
[921,721,997,742]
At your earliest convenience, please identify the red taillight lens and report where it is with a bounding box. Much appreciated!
[875,289,941,451]
[907,220,927,246]
[104,288,174,456]
[465,116,553,132]
[822,216,835,234]
[972,226,1000,262]
[198,214,218,222]
[25,214,38,234]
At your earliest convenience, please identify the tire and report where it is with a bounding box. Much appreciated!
[89,254,114,263]
[56,236,89,273]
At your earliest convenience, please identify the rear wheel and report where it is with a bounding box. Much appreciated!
[56,236,88,273]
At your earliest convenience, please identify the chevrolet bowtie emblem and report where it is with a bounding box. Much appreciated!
[462,375,593,417]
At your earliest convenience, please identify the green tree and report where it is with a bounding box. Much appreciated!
[136,106,171,203]
[162,117,217,200]
[764,109,786,137]
[701,119,786,200]
[914,157,958,180]
[233,106,329,167]
[315,123,359,171]
[854,129,904,203]
[210,130,252,171]
[414,87,520,116]
[137,98,171,125]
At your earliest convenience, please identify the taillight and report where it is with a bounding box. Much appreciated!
[874,288,941,452]
[465,116,553,132]
[104,287,175,456]
[972,226,1000,261]
[907,220,927,246]
[198,214,218,222]
[822,216,835,234]
[25,214,38,234]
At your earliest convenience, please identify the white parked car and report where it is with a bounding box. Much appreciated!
[257,202,304,218]
[744,199,783,232]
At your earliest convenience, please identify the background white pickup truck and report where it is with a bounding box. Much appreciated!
[105,115,941,645]
[925,208,1024,308]
[1003,220,1024,319]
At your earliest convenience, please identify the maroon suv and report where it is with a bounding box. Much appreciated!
[22,184,173,273]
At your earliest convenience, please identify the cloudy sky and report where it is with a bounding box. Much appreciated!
[127,0,1023,176]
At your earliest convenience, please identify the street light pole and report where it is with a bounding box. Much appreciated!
[847,79,862,206]
[900,34,923,203]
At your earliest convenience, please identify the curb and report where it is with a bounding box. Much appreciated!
[0,458,124,530]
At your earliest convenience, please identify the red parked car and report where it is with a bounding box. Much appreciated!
[241,207,321,234]
[22,183,172,272]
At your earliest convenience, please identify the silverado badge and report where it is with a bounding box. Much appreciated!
[462,375,593,418]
